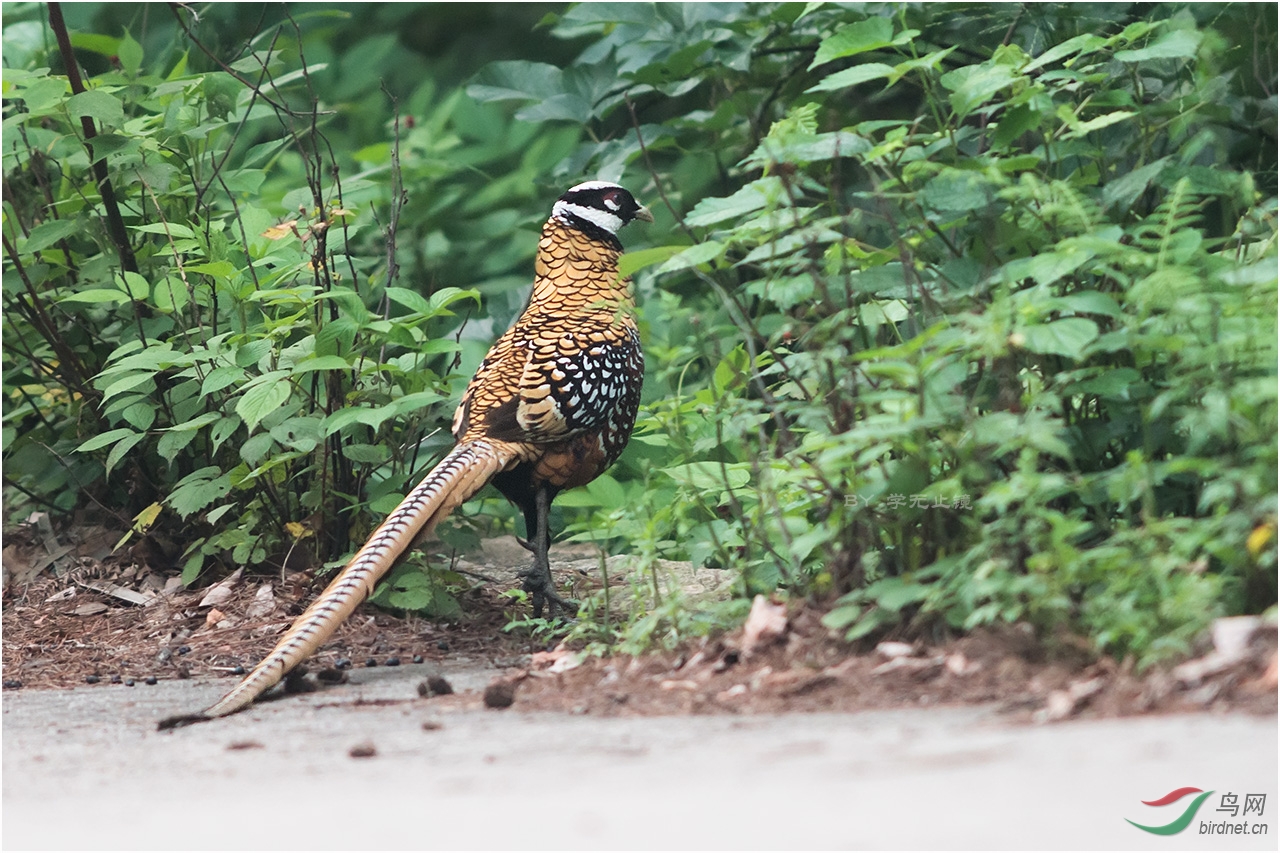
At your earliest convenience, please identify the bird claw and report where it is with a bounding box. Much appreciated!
[517,565,577,620]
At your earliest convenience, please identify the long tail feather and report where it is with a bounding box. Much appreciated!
[162,439,519,727]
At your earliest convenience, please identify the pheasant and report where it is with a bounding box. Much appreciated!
[161,181,651,727]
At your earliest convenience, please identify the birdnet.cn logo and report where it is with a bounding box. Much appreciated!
[1126,787,1270,836]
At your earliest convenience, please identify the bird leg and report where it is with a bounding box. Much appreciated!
[517,484,577,619]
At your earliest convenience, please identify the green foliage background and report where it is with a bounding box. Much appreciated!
[3,2,1276,662]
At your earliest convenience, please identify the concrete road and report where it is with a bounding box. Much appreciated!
[3,661,1275,850]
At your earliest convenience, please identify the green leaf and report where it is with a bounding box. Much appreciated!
[1115,29,1202,63]
[806,63,894,93]
[105,432,147,476]
[322,404,400,436]
[118,32,143,76]
[1064,368,1142,399]
[940,63,1021,117]
[384,286,431,314]
[368,564,462,618]
[341,444,389,465]
[168,412,222,432]
[466,61,565,104]
[236,377,292,432]
[714,345,750,393]
[1066,110,1134,138]
[22,219,81,254]
[315,317,359,357]
[1024,33,1107,72]
[100,373,156,402]
[115,271,150,301]
[618,246,684,278]
[865,576,931,611]
[169,468,231,518]
[68,33,119,57]
[181,552,205,586]
[742,131,870,168]
[290,355,353,374]
[1000,248,1093,286]
[889,47,956,84]
[386,390,445,417]
[270,417,320,452]
[685,178,785,228]
[240,432,275,464]
[657,241,725,274]
[185,261,236,280]
[663,462,751,491]
[153,276,189,314]
[202,365,247,396]
[991,103,1041,150]
[78,428,138,453]
[16,76,68,111]
[810,17,895,68]
[131,222,196,239]
[67,89,124,127]
[1102,157,1169,210]
[58,289,130,305]
[585,473,627,507]
[121,401,156,431]
[425,286,480,316]
[1017,318,1099,358]
[1049,291,1122,317]
[921,169,998,213]
[157,428,198,463]
[210,416,241,453]
[234,339,273,368]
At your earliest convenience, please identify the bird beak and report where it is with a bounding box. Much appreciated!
[635,205,654,223]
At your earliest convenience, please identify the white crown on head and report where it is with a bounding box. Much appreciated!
[564,180,624,194]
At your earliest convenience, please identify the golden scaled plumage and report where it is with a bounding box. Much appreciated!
[452,218,644,489]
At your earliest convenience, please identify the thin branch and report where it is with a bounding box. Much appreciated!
[2,476,65,513]
[166,3,320,120]
[624,93,697,243]
[47,2,138,275]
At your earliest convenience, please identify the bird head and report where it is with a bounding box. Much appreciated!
[552,181,653,240]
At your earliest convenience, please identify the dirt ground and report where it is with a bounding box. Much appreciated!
[2,513,1275,723]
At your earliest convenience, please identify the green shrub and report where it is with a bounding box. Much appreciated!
[476,3,1277,663]
[4,3,1275,665]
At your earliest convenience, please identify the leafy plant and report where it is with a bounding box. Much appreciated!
[469,3,1277,663]
[4,3,1275,667]
[2,4,580,595]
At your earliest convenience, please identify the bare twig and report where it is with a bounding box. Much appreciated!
[624,94,697,243]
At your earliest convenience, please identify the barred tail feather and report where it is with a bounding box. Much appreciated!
[166,439,518,726]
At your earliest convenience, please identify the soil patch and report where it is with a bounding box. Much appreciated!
[2,519,1275,723]
[509,608,1277,721]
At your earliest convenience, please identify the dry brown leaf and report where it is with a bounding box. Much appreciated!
[245,583,275,619]
[742,595,787,655]
[198,568,243,608]
[262,220,298,240]
[82,580,150,606]
[659,679,698,691]
[547,652,584,674]
[875,641,916,660]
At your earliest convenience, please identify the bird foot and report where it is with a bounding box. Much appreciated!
[517,565,577,620]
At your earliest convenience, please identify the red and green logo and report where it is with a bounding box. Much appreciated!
[1127,787,1215,835]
